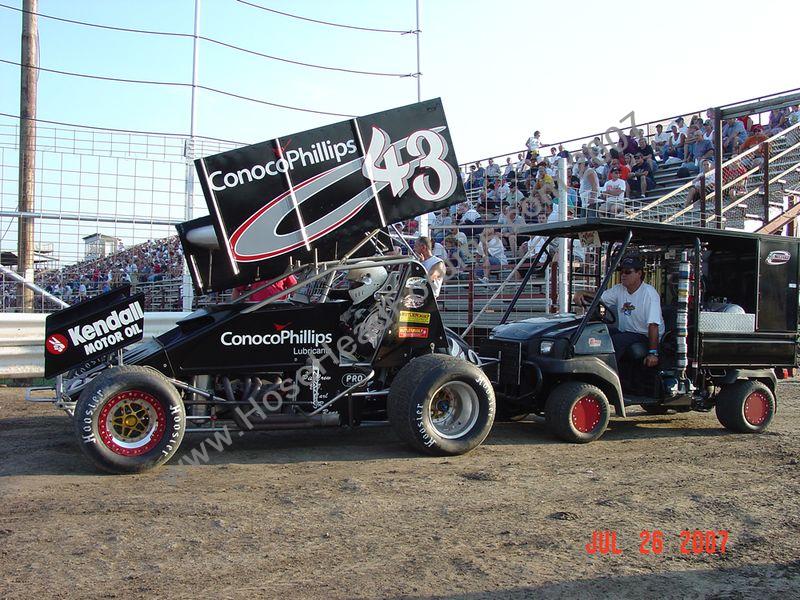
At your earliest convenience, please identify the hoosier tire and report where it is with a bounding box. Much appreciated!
[73,365,185,474]
[388,354,495,456]
[546,381,610,443]
[715,380,776,433]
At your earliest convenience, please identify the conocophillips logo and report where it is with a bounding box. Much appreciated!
[766,250,791,265]
[220,329,333,347]
[207,139,358,191]
[228,126,453,263]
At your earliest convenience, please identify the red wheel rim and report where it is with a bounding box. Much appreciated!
[572,395,602,433]
[743,391,770,426]
[97,390,166,456]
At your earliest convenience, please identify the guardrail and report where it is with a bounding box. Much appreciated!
[0,311,191,379]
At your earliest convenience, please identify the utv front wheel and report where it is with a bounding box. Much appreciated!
[715,380,776,433]
[73,366,185,474]
[546,382,610,443]
[388,355,495,456]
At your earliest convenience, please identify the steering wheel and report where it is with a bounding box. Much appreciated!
[580,295,617,325]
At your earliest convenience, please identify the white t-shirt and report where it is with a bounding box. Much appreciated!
[476,236,508,264]
[507,189,524,205]
[461,208,481,223]
[452,231,468,246]
[526,136,541,152]
[433,242,447,261]
[601,282,664,337]
[654,131,671,146]
[421,255,444,298]
[602,178,627,199]
[495,183,510,202]
[501,215,525,233]
[526,234,585,261]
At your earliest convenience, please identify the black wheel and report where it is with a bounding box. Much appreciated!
[715,380,776,433]
[388,354,495,456]
[73,365,185,474]
[546,381,610,443]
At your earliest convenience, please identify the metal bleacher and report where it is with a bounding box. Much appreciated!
[437,92,800,340]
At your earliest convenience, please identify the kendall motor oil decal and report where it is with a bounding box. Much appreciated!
[44,289,146,378]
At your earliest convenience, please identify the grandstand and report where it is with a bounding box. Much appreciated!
[2,89,799,326]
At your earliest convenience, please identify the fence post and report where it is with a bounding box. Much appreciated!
[713,107,723,229]
[761,140,770,224]
[466,266,474,348]
[17,0,39,312]
[557,157,569,313]
[700,171,707,228]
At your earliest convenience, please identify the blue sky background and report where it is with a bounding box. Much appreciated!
[2,0,799,164]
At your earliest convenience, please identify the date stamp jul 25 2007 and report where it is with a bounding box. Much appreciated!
[585,530,730,556]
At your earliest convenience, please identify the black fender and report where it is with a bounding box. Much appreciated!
[444,328,481,365]
[536,356,626,417]
[714,368,778,394]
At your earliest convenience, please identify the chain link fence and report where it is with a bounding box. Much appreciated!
[0,115,243,311]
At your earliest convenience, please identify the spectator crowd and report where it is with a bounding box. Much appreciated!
[415,104,800,285]
[4,236,187,311]
[4,105,798,310]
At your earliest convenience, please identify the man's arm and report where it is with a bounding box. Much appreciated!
[644,322,660,367]
[572,290,594,305]
[428,261,446,288]
[647,322,659,352]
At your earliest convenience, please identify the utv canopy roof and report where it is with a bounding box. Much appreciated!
[519,217,794,249]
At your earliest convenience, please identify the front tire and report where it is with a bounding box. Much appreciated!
[73,365,185,474]
[715,380,776,433]
[388,354,495,456]
[546,381,610,443]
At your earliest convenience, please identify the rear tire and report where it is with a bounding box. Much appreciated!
[73,365,185,474]
[388,354,495,456]
[715,380,776,433]
[546,381,610,443]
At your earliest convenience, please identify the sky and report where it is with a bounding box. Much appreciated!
[1,0,799,165]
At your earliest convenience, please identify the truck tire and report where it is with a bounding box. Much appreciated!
[715,380,776,433]
[388,354,495,456]
[73,365,185,474]
[546,381,610,443]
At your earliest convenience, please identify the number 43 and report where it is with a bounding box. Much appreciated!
[361,126,457,202]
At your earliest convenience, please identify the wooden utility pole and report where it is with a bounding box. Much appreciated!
[17,0,38,311]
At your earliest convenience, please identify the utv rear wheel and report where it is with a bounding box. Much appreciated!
[546,382,610,443]
[388,354,495,456]
[73,366,185,474]
[715,380,776,433]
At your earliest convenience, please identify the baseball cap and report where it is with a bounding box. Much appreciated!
[618,255,643,270]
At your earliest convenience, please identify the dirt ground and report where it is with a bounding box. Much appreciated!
[0,384,798,600]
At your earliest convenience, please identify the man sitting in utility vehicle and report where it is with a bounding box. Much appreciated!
[573,255,664,368]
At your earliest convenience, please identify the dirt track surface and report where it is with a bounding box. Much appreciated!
[1,384,799,600]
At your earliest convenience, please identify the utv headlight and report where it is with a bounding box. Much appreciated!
[539,340,554,355]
